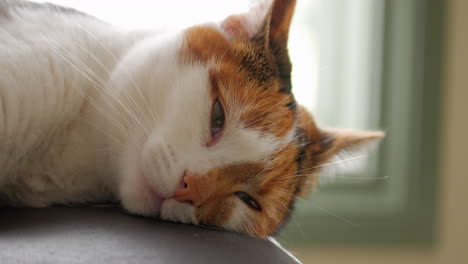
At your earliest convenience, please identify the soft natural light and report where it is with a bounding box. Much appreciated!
[34,0,320,112]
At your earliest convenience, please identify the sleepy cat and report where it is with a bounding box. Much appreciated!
[0,0,383,238]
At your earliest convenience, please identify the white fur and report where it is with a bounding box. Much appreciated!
[224,202,249,232]
[160,199,196,224]
[0,1,295,226]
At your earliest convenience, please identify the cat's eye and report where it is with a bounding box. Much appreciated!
[208,98,225,146]
[234,191,261,211]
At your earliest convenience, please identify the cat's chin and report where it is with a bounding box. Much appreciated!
[120,174,197,224]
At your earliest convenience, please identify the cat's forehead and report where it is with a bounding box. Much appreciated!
[180,25,296,139]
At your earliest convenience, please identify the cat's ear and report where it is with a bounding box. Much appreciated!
[313,128,385,164]
[297,106,385,162]
[220,0,296,47]
[221,0,296,93]
[295,107,385,197]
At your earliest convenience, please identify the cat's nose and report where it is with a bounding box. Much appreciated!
[172,171,214,207]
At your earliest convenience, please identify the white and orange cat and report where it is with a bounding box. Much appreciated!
[0,0,383,238]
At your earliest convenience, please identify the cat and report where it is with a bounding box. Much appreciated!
[0,0,383,238]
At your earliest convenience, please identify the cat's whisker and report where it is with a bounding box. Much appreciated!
[43,39,132,139]
[260,197,305,238]
[272,174,317,182]
[268,185,358,233]
[43,35,151,143]
[286,211,305,239]
[46,41,151,152]
[309,202,360,227]
[79,25,158,126]
[52,5,159,128]
[41,12,152,143]
[302,173,390,180]
[310,155,368,170]
[268,189,301,199]
[70,39,149,124]
[248,110,284,127]
[245,96,291,127]
[295,155,369,175]
[269,155,369,182]
[275,172,391,183]
[335,175,390,180]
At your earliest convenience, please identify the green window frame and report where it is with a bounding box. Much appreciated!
[281,0,446,245]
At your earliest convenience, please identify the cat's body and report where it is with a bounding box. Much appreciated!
[0,0,383,238]
[1,0,139,206]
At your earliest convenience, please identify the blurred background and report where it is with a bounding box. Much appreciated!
[35,0,468,263]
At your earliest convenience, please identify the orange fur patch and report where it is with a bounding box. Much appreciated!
[181,26,295,138]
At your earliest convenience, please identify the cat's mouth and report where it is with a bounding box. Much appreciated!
[139,168,166,213]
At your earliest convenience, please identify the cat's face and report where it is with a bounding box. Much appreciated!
[112,0,383,238]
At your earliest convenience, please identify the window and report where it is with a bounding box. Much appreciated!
[281,0,445,245]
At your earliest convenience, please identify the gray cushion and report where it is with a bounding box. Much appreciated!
[0,207,301,264]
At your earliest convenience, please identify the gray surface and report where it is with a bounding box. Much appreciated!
[0,207,300,264]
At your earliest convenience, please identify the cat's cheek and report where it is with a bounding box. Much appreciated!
[222,202,248,231]
[159,199,197,224]
[141,136,184,197]
[193,198,238,230]
[119,169,163,217]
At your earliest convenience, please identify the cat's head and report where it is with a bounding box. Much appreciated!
[113,0,383,238]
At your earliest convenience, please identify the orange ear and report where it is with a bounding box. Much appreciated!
[298,106,384,163]
[314,128,385,163]
[268,0,297,42]
[295,106,385,197]
[220,0,296,46]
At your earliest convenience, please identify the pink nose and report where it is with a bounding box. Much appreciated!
[172,171,214,207]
